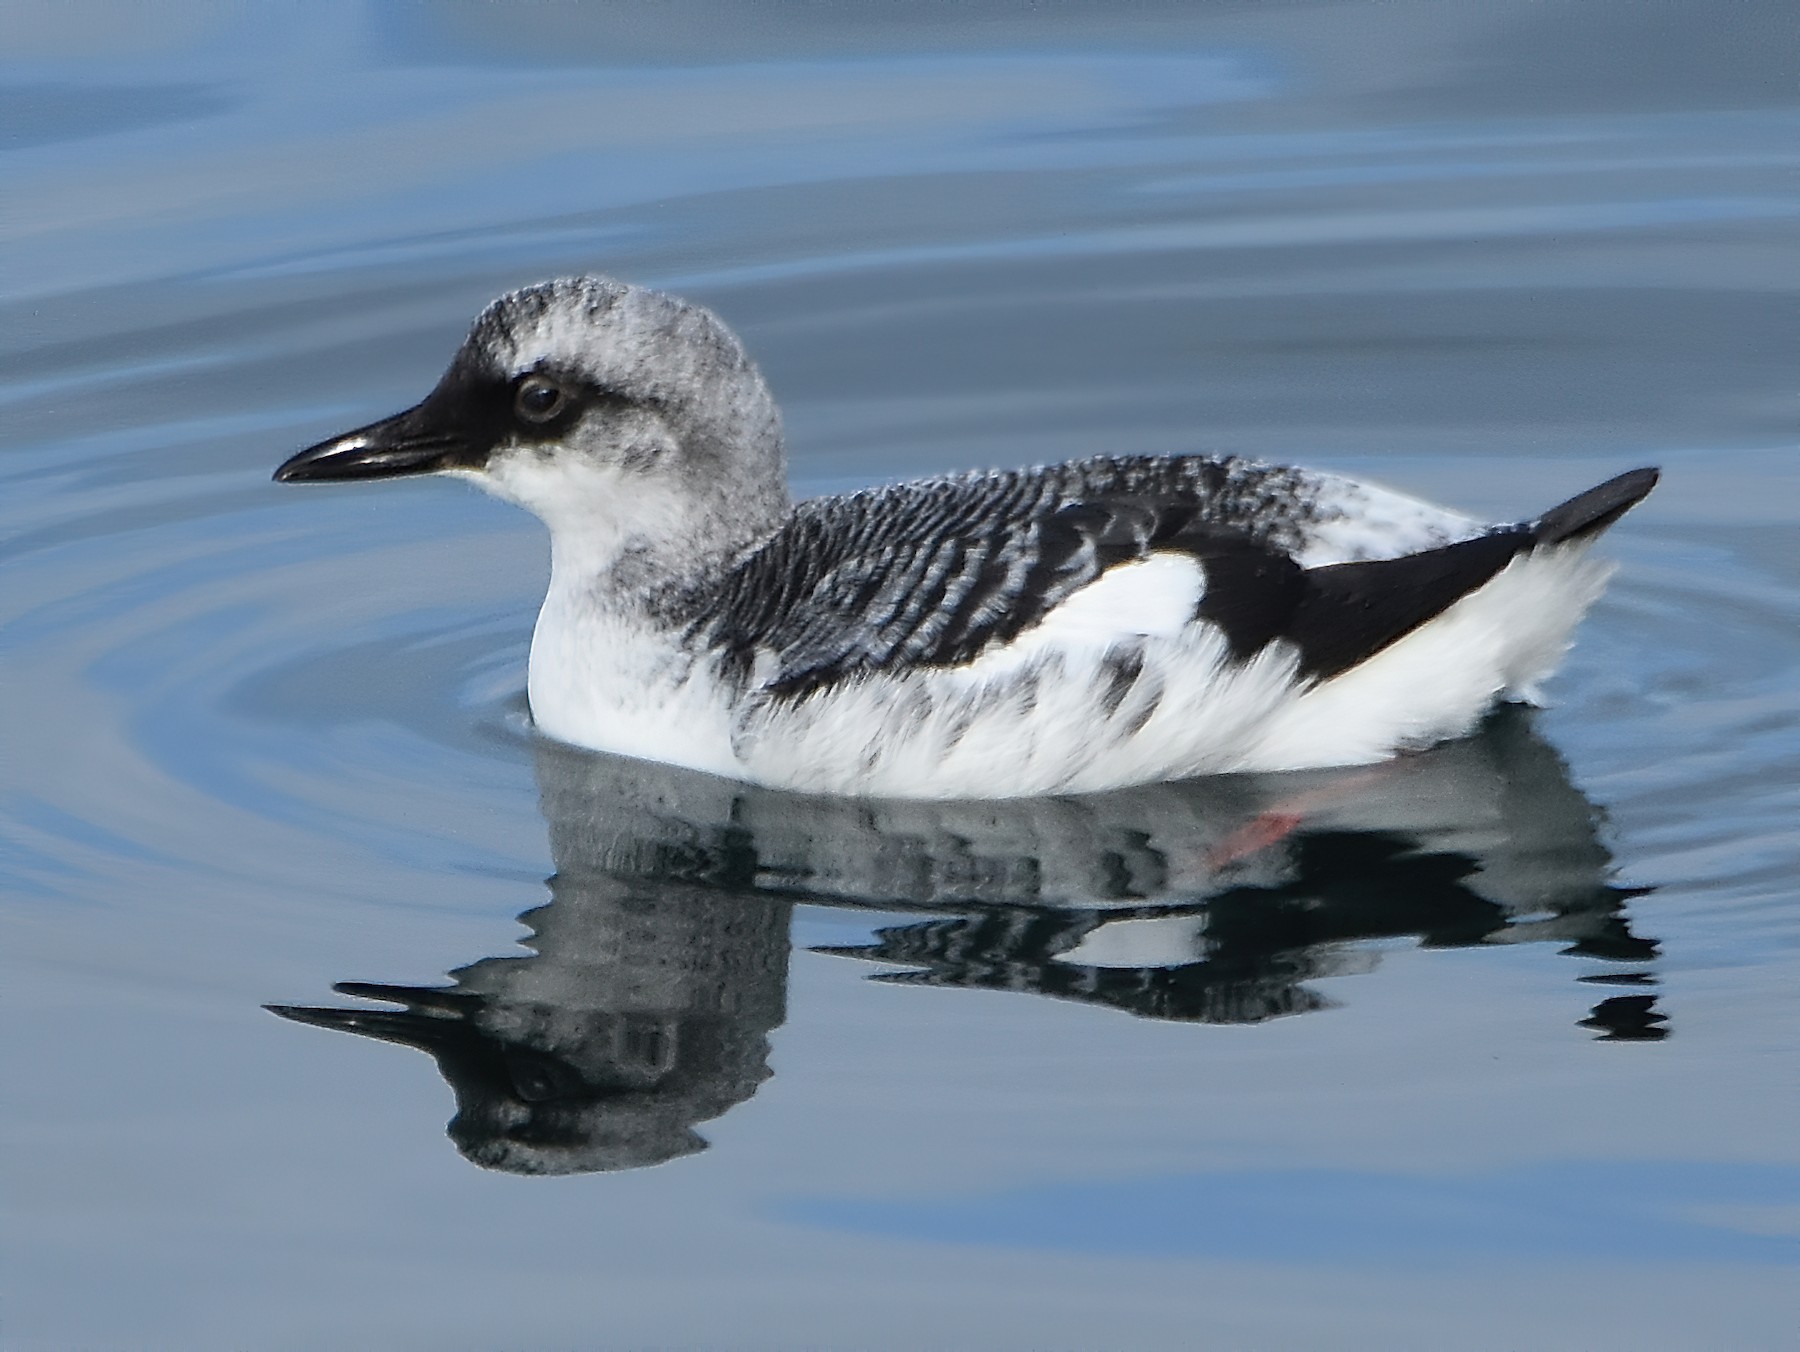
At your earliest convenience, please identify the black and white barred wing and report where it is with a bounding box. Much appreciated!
[701,455,1542,701]
[705,472,1118,697]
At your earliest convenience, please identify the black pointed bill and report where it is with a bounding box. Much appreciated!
[273,403,477,484]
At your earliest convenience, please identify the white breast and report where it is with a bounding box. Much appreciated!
[528,586,743,779]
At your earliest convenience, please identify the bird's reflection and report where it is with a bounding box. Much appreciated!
[270,708,1661,1175]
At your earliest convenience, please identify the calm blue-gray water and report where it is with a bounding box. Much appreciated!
[3,4,1797,1349]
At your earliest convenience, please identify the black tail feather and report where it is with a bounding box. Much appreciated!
[1535,467,1659,546]
[1293,530,1527,680]
[1289,467,1659,681]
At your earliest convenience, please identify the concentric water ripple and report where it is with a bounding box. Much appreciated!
[5,10,1797,1346]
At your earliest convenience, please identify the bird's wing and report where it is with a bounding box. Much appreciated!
[701,456,1527,699]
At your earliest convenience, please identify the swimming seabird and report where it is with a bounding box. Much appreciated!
[275,276,1657,798]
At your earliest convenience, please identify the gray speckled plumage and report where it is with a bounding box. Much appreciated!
[275,275,1658,797]
[685,453,1468,699]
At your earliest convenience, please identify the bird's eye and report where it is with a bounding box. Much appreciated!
[514,375,568,425]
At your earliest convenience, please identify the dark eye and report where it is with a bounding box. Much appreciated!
[514,375,568,425]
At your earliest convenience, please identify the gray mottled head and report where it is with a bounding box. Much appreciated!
[276,277,790,576]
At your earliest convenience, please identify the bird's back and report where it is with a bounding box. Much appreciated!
[691,453,1476,698]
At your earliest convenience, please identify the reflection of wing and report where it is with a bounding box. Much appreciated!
[816,821,1617,1024]
[269,707,1661,1175]
[817,907,1349,1025]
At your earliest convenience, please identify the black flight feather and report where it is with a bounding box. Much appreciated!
[1535,467,1660,546]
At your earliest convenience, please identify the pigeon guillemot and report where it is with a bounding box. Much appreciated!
[275,276,1656,797]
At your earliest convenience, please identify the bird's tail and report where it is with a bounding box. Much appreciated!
[1534,467,1660,546]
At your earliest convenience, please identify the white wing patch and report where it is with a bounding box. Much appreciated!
[1294,474,1483,567]
[1000,552,1205,655]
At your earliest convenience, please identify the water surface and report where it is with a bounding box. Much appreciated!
[3,3,1797,1349]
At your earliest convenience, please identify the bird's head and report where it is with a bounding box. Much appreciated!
[275,276,790,577]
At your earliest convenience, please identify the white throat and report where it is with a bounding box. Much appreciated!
[463,455,761,778]
[524,546,744,777]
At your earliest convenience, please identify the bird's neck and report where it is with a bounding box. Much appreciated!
[538,474,787,618]
[529,511,768,772]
